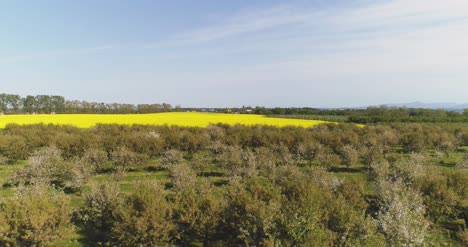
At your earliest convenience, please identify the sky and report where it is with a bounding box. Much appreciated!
[1,0,468,108]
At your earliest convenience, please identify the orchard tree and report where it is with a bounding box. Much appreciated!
[112,182,175,246]
[0,185,72,246]
[175,179,224,246]
[376,179,429,246]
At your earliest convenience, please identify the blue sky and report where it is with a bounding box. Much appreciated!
[1,0,468,107]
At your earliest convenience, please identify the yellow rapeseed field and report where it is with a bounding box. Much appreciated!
[0,112,330,129]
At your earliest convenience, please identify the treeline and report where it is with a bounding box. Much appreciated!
[0,123,467,245]
[65,101,172,114]
[249,106,468,124]
[348,106,468,123]
[250,106,350,116]
[0,93,173,114]
[4,92,468,124]
[0,94,65,114]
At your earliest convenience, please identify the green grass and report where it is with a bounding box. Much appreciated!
[334,171,375,193]
[51,230,86,247]
[0,162,26,199]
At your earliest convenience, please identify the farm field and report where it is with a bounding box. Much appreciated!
[0,112,330,128]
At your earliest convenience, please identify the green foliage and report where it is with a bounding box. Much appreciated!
[0,185,72,246]
[458,229,468,245]
[0,135,30,164]
[273,166,335,246]
[0,155,9,166]
[112,182,175,246]
[221,177,283,246]
[111,146,149,168]
[82,147,109,172]
[159,149,185,168]
[418,168,468,224]
[169,163,197,192]
[77,182,123,243]
[174,179,224,246]
[53,132,93,160]
[78,182,174,246]
[190,151,213,175]
[9,146,94,191]
[339,144,360,167]
[376,179,429,246]
[297,139,324,164]
[0,123,466,245]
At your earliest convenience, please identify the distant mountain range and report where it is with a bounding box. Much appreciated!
[380,102,468,111]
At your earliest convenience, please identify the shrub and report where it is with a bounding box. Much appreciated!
[169,163,197,192]
[0,135,30,163]
[376,179,429,246]
[82,147,109,172]
[362,145,385,167]
[455,158,468,170]
[124,131,163,157]
[339,144,359,167]
[174,179,224,246]
[0,185,72,246]
[218,147,260,178]
[79,182,175,246]
[400,132,426,153]
[111,146,149,168]
[53,132,90,159]
[77,182,123,243]
[272,166,336,246]
[325,194,385,246]
[159,149,185,168]
[0,155,9,165]
[417,168,467,223]
[190,151,213,175]
[221,177,282,246]
[10,146,93,191]
[297,140,324,164]
[316,152,342,168]
[458,230,468,245]
[112,182,175,246]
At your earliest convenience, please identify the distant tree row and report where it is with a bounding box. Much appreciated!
[250,106,349,116]
[64,101,172,114]
[347,106,468,123]
[0,93,172,114]
[244,106,468,124]
[0,94,65,114]
[3,93,468,123]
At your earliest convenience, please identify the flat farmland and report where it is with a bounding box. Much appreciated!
[0,112,330,128]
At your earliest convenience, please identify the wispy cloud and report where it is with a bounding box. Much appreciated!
[3,0,468,106]
[170,6,322,44]
[154,0,468,106]
[149,0,468,66]
[4,0,468,61]
[160,0,467,45]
